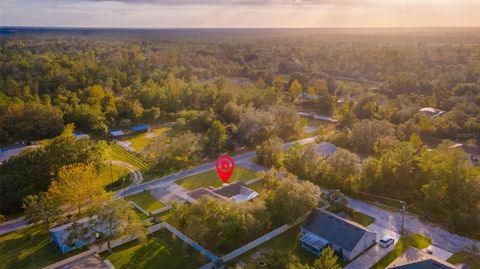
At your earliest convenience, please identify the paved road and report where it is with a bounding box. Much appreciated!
[347,197,480,254]
[118,137,316,197]
[0,217,30,236]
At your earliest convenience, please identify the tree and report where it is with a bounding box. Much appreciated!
[317,94,336,116]
[322,149,361,192]
[144,131,204,173]
[0,124,105,214]
[321,191,348,213]
[313,247,341,269]
[175,196,268,250]
[263,170,321,225]
[48,163,106,215]
[256,136,283,168]
[270,105,304,141]
[286,79,302,103]
[65,222,91,246]
[22,192,62,229]
[284,144,321,182]
[206,120,228,157]
[237,108,275,146]
[88,198,146,254]
[350,120,395,153]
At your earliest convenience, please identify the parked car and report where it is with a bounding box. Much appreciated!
[379,236,394,248]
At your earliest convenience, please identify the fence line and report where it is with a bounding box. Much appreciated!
[162,222,219,262]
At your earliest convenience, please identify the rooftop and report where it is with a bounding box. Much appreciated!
[315,142,337,158]
[301,208,375,252]
[131,124,151,132]
[186,182,259,203]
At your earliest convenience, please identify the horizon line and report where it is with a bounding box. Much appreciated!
[2,25,480,30]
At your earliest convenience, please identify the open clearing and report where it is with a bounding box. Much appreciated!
[176,166,257,190]
[0,225,81,269]
[126,191,165,212]
[101,229,206,269]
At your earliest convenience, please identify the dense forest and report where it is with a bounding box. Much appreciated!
[1,28,479,237]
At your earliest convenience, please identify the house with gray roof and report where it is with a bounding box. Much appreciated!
[386,247,461,269]
[300,208,377,260]
[186,182,259,203]
[315,142,337,158]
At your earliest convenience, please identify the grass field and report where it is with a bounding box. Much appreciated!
[99,163,131,190]
[126,127,170,152]
[448,252,480,269]
[229,225,347,268]
[176,166,257,190]
[247,179,266,194]
[126,191,165,212]
[348,210,376,227]
[371,233,431,269]
[101,230,207,269]
[103,141,152,171]
[0,225,81,269]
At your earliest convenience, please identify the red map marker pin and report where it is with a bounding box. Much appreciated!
[216,155,234,183]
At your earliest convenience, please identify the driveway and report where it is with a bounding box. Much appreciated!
[345,224,400,269]
[347,197,480,254]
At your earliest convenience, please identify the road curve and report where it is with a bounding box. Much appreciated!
[110,160,143,185]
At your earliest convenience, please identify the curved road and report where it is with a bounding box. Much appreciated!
[3,135,478,258]
[110,160,143,185]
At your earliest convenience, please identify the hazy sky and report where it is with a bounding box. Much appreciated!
[1,0,479,28]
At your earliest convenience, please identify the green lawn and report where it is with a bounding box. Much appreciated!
[126,191,165,212]
[176,166,257,190]
[348,210,376,227]
[229,225,346,269]
[247,179,266,194]
[126,127,170,152]
[133,207,149,220]
[100,163,131,191]
[101,230,207,269]
[0,225,82,269]
[448,252,480,269]
[102,141,152,171]
[371,233,432,269]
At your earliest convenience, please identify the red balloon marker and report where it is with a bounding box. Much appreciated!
[216,155,235,183]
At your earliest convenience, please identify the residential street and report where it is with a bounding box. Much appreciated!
[1,135,479,263]
[347,197,480,254]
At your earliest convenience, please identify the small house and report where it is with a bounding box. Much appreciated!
[186,182,259,203]
[299,208,377,261]
[419,107,445,117]
[130,124,151,133]
[109,129,125,138]
[50,217,99,254]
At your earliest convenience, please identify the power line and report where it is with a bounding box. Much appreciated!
[354,190,407,234]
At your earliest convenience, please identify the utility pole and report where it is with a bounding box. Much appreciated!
[400,200,406,235]
[355,191,408,235]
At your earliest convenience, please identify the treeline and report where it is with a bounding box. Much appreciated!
[256,133,480,237]
[1,32,479,144]
[0,125,104,214]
